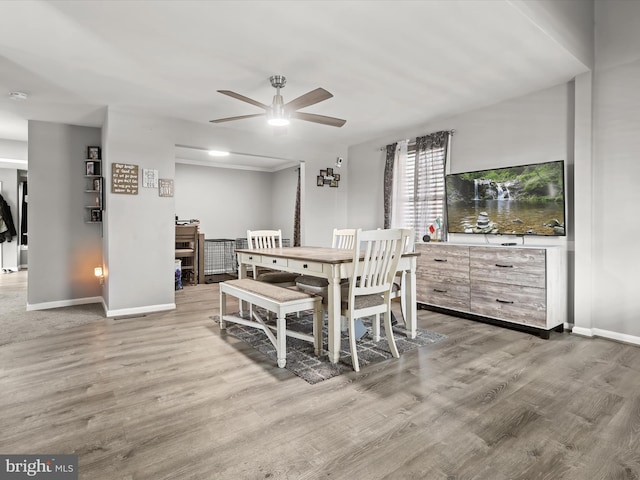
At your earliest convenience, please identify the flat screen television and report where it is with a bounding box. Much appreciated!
[445,160,565,237]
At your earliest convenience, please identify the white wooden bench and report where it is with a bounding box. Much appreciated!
[219,278,323,368]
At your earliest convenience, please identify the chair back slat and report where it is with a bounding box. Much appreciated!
[350,228,406,297]
[247,229,283,249]
[332,228,357,249]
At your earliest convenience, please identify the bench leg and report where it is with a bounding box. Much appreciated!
[276,314,286,368]
[219,290,226,330]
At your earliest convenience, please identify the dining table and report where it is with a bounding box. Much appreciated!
[235,246,420,364]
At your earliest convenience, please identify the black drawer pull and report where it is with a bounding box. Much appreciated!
[303,264,308,268]
[496,299,514,304]
[495,263,513,268]
[433,258,448,263]
[433,288,447,293]
[248,256,253,260]
[272,259,277,264]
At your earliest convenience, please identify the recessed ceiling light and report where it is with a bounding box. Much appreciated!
[9,91,28,101]
[208,150,230,157]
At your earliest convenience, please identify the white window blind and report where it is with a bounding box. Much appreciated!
[392,141,446,239]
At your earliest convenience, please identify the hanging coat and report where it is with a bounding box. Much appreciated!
[0,194,17,243]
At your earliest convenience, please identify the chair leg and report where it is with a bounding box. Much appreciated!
[384,309,399,358]
[348,315,360,372]
[313,303,323,356]
[372,313,381,342]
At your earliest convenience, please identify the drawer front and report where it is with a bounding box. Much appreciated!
[470,247,545,288]
[288,259,324,274]
[262,256,288,268]
[239,253,262,264]
[470,282,546,327]
[416,244,470,280]
[418,278,470,311]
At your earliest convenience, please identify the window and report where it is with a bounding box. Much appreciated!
[391,134,448,241]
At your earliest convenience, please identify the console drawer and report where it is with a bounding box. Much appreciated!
[416,244,469,280]
[470,247,545,288]
[419,278,470,311]
[470,281,546,327]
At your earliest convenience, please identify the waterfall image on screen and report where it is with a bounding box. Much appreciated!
[445,160,566,237]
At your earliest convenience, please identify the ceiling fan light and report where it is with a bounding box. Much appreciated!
[267,117,290,127]
[208,150,230,157]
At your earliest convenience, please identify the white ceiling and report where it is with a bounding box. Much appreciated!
[0,0,589,168]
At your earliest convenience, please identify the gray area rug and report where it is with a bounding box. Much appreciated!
[212,311,447,384]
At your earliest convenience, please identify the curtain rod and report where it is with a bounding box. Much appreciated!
[378,129,455,151]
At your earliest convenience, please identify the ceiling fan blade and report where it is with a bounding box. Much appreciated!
[209,113,266,123]
[291,112,346,128]
[285,88,333,111]
[217,90,269,109]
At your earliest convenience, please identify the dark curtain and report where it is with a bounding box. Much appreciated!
[383,142,397,229]
[293,167,301,246]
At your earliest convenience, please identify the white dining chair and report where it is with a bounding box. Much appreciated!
[389,228,415,324]
[342,228,408,372]
[246,229,299,285]
[295,228,356,296]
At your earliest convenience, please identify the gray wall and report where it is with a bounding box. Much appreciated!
[102,109,176,315]
[174,163,275,240]
[0,139,27,271]
[27,121,102,306]
[591,0,640,339]
[271,165,299,244]
[347,83,571,248]
[0,168,19,271]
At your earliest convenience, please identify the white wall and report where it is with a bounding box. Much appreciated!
[27,121,102,307]
[590,0,640,340]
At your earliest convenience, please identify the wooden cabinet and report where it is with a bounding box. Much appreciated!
[416,243,566,338]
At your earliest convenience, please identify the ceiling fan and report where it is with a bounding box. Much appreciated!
[210,75,346,128]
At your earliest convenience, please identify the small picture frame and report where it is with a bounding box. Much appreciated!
[90,208,101,222]
[320,169,327,177]
[334,173,340,181]
[330,180,339,187]
[87,146,101,160]
[317,175,324,187]
[86,161,95,176]
[93,178,101,191]
[327,167,334,176]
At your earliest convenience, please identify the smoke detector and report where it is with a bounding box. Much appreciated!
[9,92,28,101]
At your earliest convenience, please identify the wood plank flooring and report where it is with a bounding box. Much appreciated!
[1,272,640,479]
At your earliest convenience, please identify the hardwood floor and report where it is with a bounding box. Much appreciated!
[1,275,639,479]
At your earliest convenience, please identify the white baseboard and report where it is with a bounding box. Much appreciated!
[571,325,640,346]
[106,303,176,318]
[27,296,104,311]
